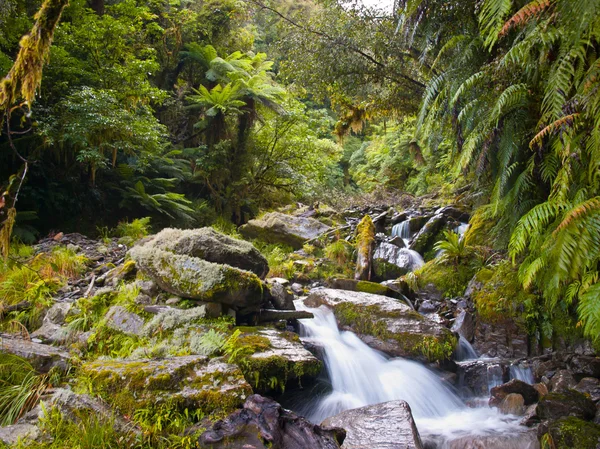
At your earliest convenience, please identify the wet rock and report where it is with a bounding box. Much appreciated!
[322,400,423,449]
[328,278,404,300]
[418,300,437,314]
[240,212,331,250]
[304,288,455,361]
[451,309,475,341]
[0,335,70,373]
[291,283,304,295]
[81,356,251,416]
[435,206,469,222]
[534,383,549,398]
[355,215,375,281]
[268,282,295,310]
[373,243,423,280]
[536,389,597,421]
[521,404,539,426]
[0,423,40,445]
[389,236,406,248]
[104,305,144,336]
[456,360,508,397]
[550,369,577,392]
[198,394,345,449]
[409,214,445,254]
[490,379,539,406]
[473,319,529,359]
[498,393,525,415]
[569,355,600,379]
[574,377,600,403]
[434,431,540,449]
[545,417,600,449]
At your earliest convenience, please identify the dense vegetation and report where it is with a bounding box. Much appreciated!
[0,0,600,428]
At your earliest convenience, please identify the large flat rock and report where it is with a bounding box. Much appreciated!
[0,334,70,372]
[304,289,455,361]
[322,400,423,449]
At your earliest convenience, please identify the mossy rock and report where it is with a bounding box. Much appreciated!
[305,288,455,362]
[536,389,597,421]
[545,417,600,449]
[130,245,266,313]
[408,213,446,255]
[328,278,404,300]
[80,356,252,418]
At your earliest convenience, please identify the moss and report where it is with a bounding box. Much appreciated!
[355,280,389,296]
[416,260,475,298]
[355,215,375,261]
[543,417,600,449]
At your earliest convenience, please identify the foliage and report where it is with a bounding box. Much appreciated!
[115,217,151,243]
[433,230,473,267]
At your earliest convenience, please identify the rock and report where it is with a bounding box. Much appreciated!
[81,356,252,417]
[0,335,70,373]
[569,355,600,379]
[130,245,266,314]
[266,277,290,286]
[435,206,469,222]
[473,319,529,359]
[31,302,72,343]
[372,243,423,280]
[456,360,508,397]
[0,423,40,445]
[545,417,600,449]
[550,369,577,392]
[432,431,540,449]
[521,404,539,426]
[291,283,304,295]
[418,300,437,314]
[328,278,404,300]
[409,214,446,254]
[198,394,345,449]
[240,212,331,250]
[354,215,375,281]
[490,379,539,406]
[104,306,144,336]
[304,288,455,361]
[536,389,597,421]
[166,296,182,305]
[146,227,269,278]
[257,309,314,322]
[100,260,137,287]
[451,309,475,341]
[575,378,600,403]
[498,393,525,415]
[268,282,295,310]
[534,382,549,398]
[134,293,152,305]
[389,236,406,248]
[44,388,136,434]
[321,400,424,449]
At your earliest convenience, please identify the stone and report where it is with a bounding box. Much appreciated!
[409,214,446,254]
[372,242,423,280]
[135,279,159,297]
[268,282,295,310]
[146,227,269,278]
[199,394,344,449]
[0,423,40,445]
[472,319,529,359]
[99,260,137,287]
[389,236,406,248]
[322,400,424,449]
[534,382,549,398]
[418,300,437,314]
[304,288,455,361]
[569,355,600,379]
[130,245,266,314]
[354,215,375,281]
[166,296,182,305]
[290,283,304,295]
[451,309,475,341]
[550,369,577,392]
[134,293,153,305]
[435,206,469,222]
[431,431,540,449]
[545,417,600,449]
[536,389,597,421]
[490,379,539,406]
[266,277,290,286]
[328,278,404,300]
[498,393,526,415]
[81,356,252,416]
[521,404,539,426]
[104,305,144,336]
[0,335,70,373]
[456,360,508,397]
[239,212,331,250]
[31,302,73,343]
[575,377,600,403]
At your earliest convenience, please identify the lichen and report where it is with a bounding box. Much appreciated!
[543,417,600,449]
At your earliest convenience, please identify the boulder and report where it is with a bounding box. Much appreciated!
[328,278,404,300]
[239,212,331,250]
[104,306,144,336]
[432,431,540,449]
[321,400,424,449]
[569,355,600,379]
[31,302,72,343]
[130,245,266,314]
[490,379,539,406]
[451,309,475,341]
[409,214,446,254]
[456,360,508,397]
[372,243,423,280]
[498,393,526,415]
[473,319,529,359]
[0,335,70,373]
[536,389,597,421]
[0,423,40,446]
[550,369,577,392]
[145,228,269,278]
[198,394,345,449]
[304,288,455,361]
[268,282,295,310]
[354,215,375,281]
[81,356,252,417]
[545,417,600,449]
[575,377,600,403]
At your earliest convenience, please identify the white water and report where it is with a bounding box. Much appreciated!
[296,303,537,447]
[455,335,478,361]
[455,222,469,238]
[509,363,535,384]
[391,220,411,247]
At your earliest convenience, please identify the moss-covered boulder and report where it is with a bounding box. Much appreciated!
[130,245,266,313]
[409,213,446,255]
[372,243,424,281]
[80,356,252,418]
[304,288,456,361]
[144,227,269,278]
[239,212,331,249]
[545,417,600,449]
[536,389,597,421]
[354,215,375,281]
[328,278,404,299]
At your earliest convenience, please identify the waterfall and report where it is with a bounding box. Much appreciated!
[295,302,538,448]
[455,335,478,361]
[391,220,411,246]
[509,363,535,384]
[455,222,469,240]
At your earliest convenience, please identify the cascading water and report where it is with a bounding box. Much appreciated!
[391,220,412,247]
[509,363,535,384]
[455,222,469,238]
[295,302,539,448]
[455,335,478,361]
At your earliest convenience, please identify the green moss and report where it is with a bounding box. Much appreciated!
[543,417,600,449]
[355,215,375,260]
[415,260,475,298]
[355,280,389,296]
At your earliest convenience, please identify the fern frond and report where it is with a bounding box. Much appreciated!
[500,0,553,36]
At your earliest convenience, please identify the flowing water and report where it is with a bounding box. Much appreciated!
[294,302,539,448]
[391,220,411,247]
[509,363,535,384]
[455,335,478,361]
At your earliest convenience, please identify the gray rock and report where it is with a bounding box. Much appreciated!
[537,389,597,421]
[268,282,295,310]
[0,423,40,445]
[409,214,446,254]
[166,296,182,305]
[146,227,269,278]
[239,212,331,250]
[388,236,406,248]
[0,335,70,373]
[134,293,153,305]
[575,377,600,403]
[304,288,454,360]
[198,394,345,449]
[31,302,73,343]
[291,283,304,295]
[104,306,144,336]
[322,400,423,449]
[550,369,577,392]
[373,243,423,280]
[266,277,290,286]
[135,279,159,297]
[418,300,437,314]
[430,431,539,449]
[451,309,475,341]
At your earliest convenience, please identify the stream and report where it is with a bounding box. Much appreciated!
[290,302,540,448]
